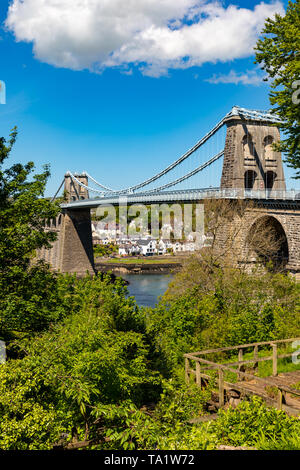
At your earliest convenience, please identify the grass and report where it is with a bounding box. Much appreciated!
[187,346,300,387]
[218,345,300,378]
[94,257,182,264]
[293,381,300,390]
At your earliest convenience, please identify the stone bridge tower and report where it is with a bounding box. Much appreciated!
[37,173,95,276]
[221,110,286,191]
[64,172,89,202]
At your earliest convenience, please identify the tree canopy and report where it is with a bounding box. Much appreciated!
[255,0,300,176]
[0,128,67,341]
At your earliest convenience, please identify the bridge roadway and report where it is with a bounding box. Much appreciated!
[61,188,300,209]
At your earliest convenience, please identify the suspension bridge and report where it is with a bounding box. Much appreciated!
[40,105,300,277]
[56,105,299,208]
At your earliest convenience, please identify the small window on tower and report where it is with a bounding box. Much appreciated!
[244,170,257,189]
[265,171,277,189]
[243,134,254,160]
[264,135,274,160]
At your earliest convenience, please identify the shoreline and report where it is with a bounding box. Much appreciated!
[95,259,182,274]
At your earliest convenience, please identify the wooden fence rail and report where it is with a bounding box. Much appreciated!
[184,337,300,414]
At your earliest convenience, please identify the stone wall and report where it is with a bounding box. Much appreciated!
[37,209,95,276]
[221,116,286,191]
[214,201,300,279]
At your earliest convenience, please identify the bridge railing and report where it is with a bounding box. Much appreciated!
[218,189,300,200]
[184,337,300,412]
[60,188,300,207]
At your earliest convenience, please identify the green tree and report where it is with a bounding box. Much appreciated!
[94,243,117,258]
[147,261,300,372]
[255,0,300,175]
[0,275,162,450]
[0,128,66,341]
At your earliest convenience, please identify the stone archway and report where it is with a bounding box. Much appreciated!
[247,215,289,270]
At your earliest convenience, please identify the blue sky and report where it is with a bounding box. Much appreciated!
[0,0,297,196]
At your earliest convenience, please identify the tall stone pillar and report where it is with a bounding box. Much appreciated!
[221,114,286,191]
[58,208,95,276]
[64,172,89,202]
[37,173,95,276]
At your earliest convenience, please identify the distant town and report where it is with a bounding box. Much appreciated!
[91,220,208,258]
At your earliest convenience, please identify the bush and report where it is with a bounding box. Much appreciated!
[146,265,300,370]
[0,274,161,450]
[211,396,300,448]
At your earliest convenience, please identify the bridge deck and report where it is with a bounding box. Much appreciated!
[60,188,300,209]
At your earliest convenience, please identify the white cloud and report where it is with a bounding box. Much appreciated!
[206,69,266,86]
[5,0,284,77]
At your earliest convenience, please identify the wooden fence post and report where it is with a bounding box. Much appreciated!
[238,348,244,380]
[185,357,190,384]
[253,345,258,372]
[218,367,224,407]
[238,348,243,367]
[196,361,201,388]
[277,389,286,410]
[272,343,278,376]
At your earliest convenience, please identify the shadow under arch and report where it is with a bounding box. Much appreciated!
[247,215,289,270]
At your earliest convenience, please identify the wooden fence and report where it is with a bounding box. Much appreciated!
[184,337,300,412]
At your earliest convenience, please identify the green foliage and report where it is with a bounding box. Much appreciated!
[94,243,117,257]
[0,274,161,450]
[211,396,300,449]
[1,138,299,451]
[91,379,214,451]
[258,434,300,450]
[147,264,300,371]
[0,128,60,267]
[0,128,67,341]
[154,379,212,426]
[146,290,214,372]
[0,267,75,343]
[293,381,300,390]
[255,1,300,175]
[0,360,65,450]
[1,268,299,450]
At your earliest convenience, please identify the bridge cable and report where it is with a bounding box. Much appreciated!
[117,116,226,193]
[74,115,228,196]
[143,150,224,193]
[51,179,65,202]
[69,106,282,196]
[67,150,223,196]
[68,131,226,196]
[67,172,106,195]
[94,106,281,194]
[82,172,115,192]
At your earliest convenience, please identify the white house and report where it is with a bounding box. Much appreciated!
[138,239,157,256]
[157,239,174,254]
[119,244,131,256]
[172,241,184,253]
[157,240,167,255]
[129,244,141,255]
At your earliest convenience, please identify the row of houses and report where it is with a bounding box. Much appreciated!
[91,221,187,242]
[118,238,198,256]
[91,222,207,257]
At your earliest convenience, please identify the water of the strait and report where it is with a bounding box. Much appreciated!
[122,273,174,308]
